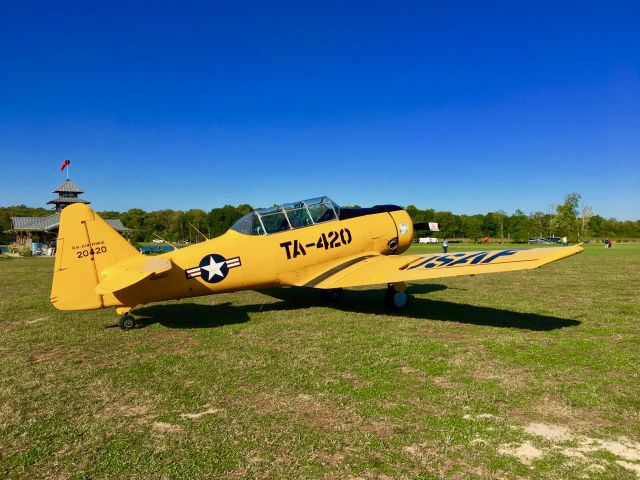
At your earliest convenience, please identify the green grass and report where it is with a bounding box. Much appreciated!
[1,244,639,479]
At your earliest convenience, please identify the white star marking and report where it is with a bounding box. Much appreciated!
[200,256,226,281]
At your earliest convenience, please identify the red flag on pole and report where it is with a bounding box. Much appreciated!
[60,159,71,171]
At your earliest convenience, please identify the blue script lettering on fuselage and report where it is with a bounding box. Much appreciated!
[407,249,518,270]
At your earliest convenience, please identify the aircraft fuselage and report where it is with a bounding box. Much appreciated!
[106,208,413,309]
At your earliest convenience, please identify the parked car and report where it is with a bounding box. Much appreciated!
[528,237,562,244]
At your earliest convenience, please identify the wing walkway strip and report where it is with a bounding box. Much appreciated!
[304,255,377,287]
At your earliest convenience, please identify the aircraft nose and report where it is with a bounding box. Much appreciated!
[389,210,413,254]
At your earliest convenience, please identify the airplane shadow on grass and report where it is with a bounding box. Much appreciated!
[133,283,580,332]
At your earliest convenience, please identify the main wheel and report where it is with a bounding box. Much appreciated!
[321,288,343,301]
[385,285,410,311]
[118,315,136,331]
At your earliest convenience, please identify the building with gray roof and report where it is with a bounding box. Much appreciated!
[9,179,130,252]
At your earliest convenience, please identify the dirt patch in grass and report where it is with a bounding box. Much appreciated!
[511,395,616,429]
[146,330,202,353]
[499,441,544,465]
[499,420,640,474]
[587,438,640,462]
[463,413,496,420]
[152,421,183,434]
[524,422,573,441]
[246,391,358,431]
[91,402,154,423]
[314,451,345,468]
[90,390,156,425]
[340,371,374,388]
[181,406,224,419]
[25,316,47,325]
[470,361,534,390]
[32,348,64,364]
[402,440,490,478]
[363,418,397,437]
[531,395,576,422]
[617,460,640,475]
[399,366,419,374]
[429,375,453,388]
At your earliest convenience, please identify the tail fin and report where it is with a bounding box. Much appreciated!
[51,204,139,310]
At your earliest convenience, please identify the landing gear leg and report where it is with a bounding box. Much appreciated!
[116,307,136,331]
[385,282,410,311]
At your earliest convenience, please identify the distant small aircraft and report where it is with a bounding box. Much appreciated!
[51,197,583,330]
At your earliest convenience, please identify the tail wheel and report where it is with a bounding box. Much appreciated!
[321,288,343,301]
[385,285,410,310]
[118,314,136,331]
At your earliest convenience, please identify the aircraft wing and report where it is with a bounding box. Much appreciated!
[299,245,583,289]
[95,257,173,294]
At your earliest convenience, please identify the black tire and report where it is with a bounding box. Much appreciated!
[321,288,343,301]
[118,315,136,331]
[385,285,410,311]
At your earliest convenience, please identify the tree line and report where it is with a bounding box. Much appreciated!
[1,193,639,244]
[408,194,640,242]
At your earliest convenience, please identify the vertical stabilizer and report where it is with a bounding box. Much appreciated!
[51,204,139,310]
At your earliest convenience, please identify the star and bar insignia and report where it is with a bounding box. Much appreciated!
[185,254,241,283]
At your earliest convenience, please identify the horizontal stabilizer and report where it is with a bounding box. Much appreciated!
[95,257,172,294]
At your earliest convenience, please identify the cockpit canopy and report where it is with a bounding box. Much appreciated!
[230,196,340,235]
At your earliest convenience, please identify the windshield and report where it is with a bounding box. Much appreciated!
[230,196,340,235]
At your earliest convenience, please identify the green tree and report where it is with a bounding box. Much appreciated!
[480,213,498,238]
[120,208,148,242]
[556,193,581,241]
[494,210,507,243]
[406,205,419,221]
[434,211,459,238]
[461,215,483,242]
[529,211,546,237]
[183,209,208,241]
[207,205,248,238]
[580,204,593,239]
[510,209,530,243]
[589,215,605,238]
[97,210,122,220]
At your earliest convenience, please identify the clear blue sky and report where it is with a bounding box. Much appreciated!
[1,1,638,220]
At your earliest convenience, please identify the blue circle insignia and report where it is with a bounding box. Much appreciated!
[198,254,230,283]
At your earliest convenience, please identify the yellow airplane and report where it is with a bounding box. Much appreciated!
[51,197,583,330]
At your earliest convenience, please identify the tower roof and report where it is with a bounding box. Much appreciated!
[52,179,84,194]
[47,196,91,206]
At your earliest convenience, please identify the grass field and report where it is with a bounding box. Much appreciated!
[1,244,639,479]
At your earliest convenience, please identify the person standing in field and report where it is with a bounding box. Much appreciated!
[442,238,449,253]
[605,239,609,248]
[562,236,568,247]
